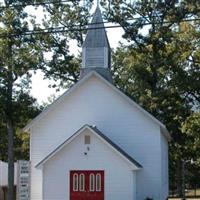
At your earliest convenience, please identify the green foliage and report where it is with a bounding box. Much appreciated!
[181,112,200,188]
[182,112,200,163]
[102,0,200,193]
[0,0,95,162]
[0,0,87,162]
[0,93,41,161]
[0,0,43,165]
[37,0,95,88]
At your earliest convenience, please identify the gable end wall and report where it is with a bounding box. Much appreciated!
[30,76,167,200]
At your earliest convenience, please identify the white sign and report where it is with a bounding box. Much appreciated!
[17,160,30,200]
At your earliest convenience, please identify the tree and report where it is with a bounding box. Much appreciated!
[0,93,41,161]
[182,112,200,163]
[181,112,200,192]
[0,1,45,198]
[100,0,200,195]
[0,0,78,198]
[0,1,95,198]
[37,0,94,88]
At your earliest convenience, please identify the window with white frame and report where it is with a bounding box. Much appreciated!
[96,173,101,191]
[73,173,79,191]
[89,173,95,191]
[79,174,85,191]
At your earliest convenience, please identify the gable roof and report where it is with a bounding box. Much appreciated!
[35,125,142,170]
[23,71,170,140]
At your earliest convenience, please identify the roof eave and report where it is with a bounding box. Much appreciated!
[22,72,98,132]
[91,72,171,139]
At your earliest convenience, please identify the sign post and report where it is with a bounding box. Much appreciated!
[17,160,30,200]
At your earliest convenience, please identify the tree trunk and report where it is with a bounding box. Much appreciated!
[6,64,14,200]
[7,118,14,200]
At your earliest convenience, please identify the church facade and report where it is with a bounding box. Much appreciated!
[24,6,170,200]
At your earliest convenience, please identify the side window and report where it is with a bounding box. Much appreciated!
[96,174,101,191]
[89,173,95,191]
[79,174,85,191]
[73,173,79,191]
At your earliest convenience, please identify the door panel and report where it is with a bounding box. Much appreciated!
[70,170,104,200]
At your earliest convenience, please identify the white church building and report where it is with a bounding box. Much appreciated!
[24,6,170,200]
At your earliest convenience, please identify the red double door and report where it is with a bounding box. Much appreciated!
[70,170,104,200]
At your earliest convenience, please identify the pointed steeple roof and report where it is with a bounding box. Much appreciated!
[80,6,112,82]
[83,6,110,48]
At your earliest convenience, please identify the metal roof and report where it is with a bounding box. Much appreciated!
[82,6,110,48]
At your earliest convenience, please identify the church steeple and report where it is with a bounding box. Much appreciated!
[80,5,112,82]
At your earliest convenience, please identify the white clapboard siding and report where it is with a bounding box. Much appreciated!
[160,132,169,199]
[43,129,136,200]
[30,74,168,200]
